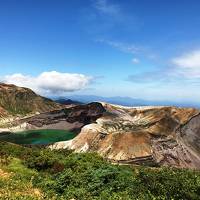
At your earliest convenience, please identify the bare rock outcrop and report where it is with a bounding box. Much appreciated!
[20,102,106,132]
[51,103,200,169]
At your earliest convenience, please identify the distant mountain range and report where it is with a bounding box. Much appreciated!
[54,95,200,108]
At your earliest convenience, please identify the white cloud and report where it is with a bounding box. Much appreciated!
[96,39,140,54]
[1,71,93,96]
[172,50,200,78]
[93,0,120,16]
[132,58,140,64]
[127,50,200,84]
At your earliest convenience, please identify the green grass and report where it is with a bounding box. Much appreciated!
[0,141,200,200]
[0,158,43,199]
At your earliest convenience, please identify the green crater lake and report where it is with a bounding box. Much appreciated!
[0,129,77,145]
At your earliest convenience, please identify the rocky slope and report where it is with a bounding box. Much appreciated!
[51,103,200,169]
[0,83,62,116]
[0,106,8,118]
[17,102,106,133]
[0,83,63,130]
[55,98,83,106]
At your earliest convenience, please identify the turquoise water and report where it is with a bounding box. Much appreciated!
[0,129,77,145]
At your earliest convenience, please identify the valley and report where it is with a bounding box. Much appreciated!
[0,83,200,169]
[0,83,200,199]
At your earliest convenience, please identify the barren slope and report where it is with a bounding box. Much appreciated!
[51,103,200,169]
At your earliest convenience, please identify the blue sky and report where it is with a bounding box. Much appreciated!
[1,0,200,102]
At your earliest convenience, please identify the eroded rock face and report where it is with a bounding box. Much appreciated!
[51,103,200,169]
[0,106,8,118]
[20,102,106,133]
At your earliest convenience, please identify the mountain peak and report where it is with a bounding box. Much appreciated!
[0,83,62,117]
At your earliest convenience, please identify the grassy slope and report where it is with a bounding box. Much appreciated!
[0,84,61,116]
[0,141,200,200]
[0,158,43,199]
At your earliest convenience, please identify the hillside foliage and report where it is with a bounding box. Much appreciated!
[0,141,200,200]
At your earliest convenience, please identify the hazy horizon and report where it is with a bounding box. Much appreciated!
[0,0,200,103]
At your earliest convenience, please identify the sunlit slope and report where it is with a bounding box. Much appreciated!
[52,103,200,169]
[0,83,61,116]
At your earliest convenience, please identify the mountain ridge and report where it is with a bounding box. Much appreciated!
[0,83,62,119]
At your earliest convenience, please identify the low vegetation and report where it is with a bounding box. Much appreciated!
[0,83,61,116]
[0,141,200,200]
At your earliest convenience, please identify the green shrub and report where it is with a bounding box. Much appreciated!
[1,141,200,200]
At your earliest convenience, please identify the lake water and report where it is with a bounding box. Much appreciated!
[0,129,77,145]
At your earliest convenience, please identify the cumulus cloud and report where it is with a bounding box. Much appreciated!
[172,50,200,78]
[1,71,93,96]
